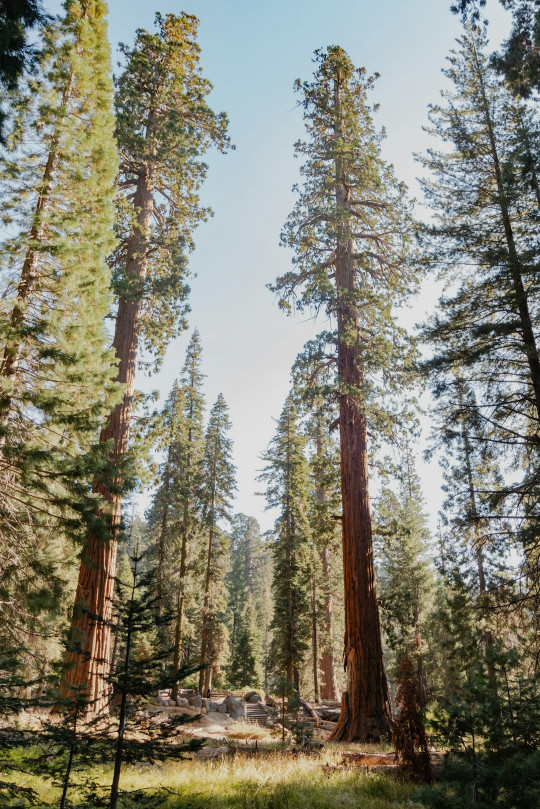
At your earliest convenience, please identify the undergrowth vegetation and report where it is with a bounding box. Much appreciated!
[6,748,418,808]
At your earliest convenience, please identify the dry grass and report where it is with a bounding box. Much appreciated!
[6,745,422,808]
[226,720,276,740]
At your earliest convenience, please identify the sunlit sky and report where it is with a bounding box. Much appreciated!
[53,0,512,531]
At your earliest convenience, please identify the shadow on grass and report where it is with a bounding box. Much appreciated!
[112,772,416,809]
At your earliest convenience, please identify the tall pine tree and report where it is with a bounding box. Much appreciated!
[198,394,236,694]
[261,396,312,696]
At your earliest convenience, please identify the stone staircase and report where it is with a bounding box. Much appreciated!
[245,701,268,726]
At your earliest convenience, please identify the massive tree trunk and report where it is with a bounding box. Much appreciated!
[329,72,392,743]
[61,162,154,714]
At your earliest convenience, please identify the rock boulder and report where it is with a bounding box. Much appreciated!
[176,697,190,708]
[223,695,245,719]
[188,695,202,709]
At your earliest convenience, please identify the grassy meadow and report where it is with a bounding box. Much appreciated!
[6,743,421,808]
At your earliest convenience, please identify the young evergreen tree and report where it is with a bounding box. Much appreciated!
[374,449,434,701]
[63,16,230,713]
[305,400,342,702]
[171,330,205,692]
[198,394,236,694]
[0,0,119,675]
[227,514,265,687]
[270,47,416,740]
[261,396,312,697]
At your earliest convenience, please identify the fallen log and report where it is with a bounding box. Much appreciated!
[342,751,397,767]
[300,697,320,728]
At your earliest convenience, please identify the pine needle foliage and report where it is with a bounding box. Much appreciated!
[261,396,312,696]
[0,0,119,673]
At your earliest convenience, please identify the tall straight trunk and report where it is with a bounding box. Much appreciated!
[199,474,216,693]
[284,420,296,695]
[172,415,195,697]
[329,74,391,743]
[156,446,172,621]
[171,512,189,699]
[311,571,320,703]
[319,545,340,701]
[473,44,540,422]
[109,554,138,809]
[458,391,496,685]
[62,156,155,714]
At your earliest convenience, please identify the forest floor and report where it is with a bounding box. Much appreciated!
[4,709,436,807]
[7,744,424,808]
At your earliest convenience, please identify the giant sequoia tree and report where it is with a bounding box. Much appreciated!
[63,14,230,712]
[271,47,415,741]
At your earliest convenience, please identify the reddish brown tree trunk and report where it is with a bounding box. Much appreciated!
[61,163,154,714]
[329,73,391,743]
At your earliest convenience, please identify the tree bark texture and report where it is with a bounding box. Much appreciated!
[62,164,154,714]
[329,73,392,742]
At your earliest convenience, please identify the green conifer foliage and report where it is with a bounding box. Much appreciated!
[0,0,46,141]
[227,514,266,688]
[271,46,416,740]
[305,400,342,702]
[420,26,540,630]
[198,394,236,693]
[261,396,312,696]
[0,0,119,671]
[64,15,230,713]
[171,330,206,687]
[374,449,434,700]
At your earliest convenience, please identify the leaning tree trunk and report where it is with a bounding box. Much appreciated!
[329,72,391,742]
[61,162,154,715]
[473,45,540,422]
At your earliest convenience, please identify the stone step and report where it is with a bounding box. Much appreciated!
[245,704,268,725]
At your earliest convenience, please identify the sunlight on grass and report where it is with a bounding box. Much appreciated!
[6,748,421,808]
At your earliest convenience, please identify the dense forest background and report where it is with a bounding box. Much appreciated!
[1,1,540,808]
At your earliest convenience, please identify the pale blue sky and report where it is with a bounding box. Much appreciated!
[51,0,512,530]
